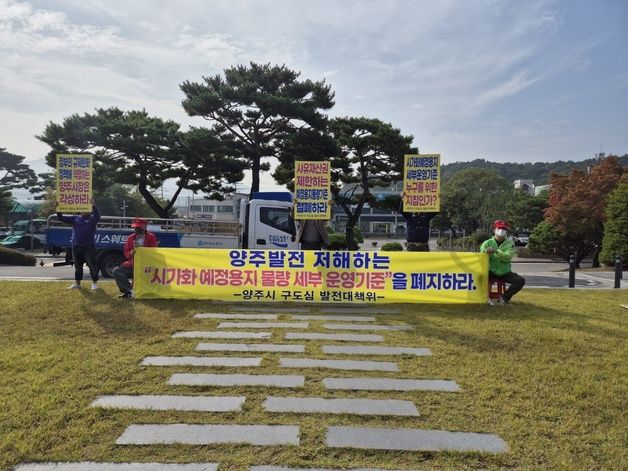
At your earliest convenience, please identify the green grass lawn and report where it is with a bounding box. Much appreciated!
[1,281,626,471]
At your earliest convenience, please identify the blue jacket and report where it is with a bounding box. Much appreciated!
[57,206,101,246]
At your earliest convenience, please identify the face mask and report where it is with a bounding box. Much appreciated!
[495,228,507,237]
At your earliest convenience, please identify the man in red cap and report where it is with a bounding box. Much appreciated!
[480,220,526,304]
[112,217,158,298]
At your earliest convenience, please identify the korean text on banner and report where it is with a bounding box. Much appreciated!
[56,153,93,213]
[403,154,440,212]
[294,160,331,220]
[134,248,488,304]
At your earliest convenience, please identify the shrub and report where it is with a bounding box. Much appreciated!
[381,242,403,251]
[327,233,348,250]
[326,227,363,250]
[0,246,37,266]
[600,182,628,266]
[406,241,429,252]
[467,231,491,249]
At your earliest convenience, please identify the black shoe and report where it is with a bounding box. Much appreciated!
[118,292,132,299]
[498,296,511,305]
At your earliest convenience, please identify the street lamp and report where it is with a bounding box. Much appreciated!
[121,199,128,219]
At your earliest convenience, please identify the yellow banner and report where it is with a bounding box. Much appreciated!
[294,160,331,220]
[56,153,93,213]
[403,154,440,212]
[134,248,488,304]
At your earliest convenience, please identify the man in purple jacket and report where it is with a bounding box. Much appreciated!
[56,198,101,290]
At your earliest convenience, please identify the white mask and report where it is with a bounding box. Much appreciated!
[495,228,507,237]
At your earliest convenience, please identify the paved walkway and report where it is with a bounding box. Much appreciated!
[16,304,508,470]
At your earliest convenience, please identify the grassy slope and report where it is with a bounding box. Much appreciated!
[0,281,626,471]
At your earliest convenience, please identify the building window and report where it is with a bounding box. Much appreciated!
[190,205,202,212]
[202,205,215,212]
[217,206,233,213]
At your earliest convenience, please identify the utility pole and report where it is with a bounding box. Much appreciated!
[29,210,34,251]
[121,199,128,219]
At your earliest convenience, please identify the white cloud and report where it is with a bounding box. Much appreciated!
[0,0,625,171]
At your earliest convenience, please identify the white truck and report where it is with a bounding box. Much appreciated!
[46,191,299,277]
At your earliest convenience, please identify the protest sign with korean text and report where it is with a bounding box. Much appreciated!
[294,160,331,219]
[134,248,488,304]
[56,154,93,213]
[403,153,440,212]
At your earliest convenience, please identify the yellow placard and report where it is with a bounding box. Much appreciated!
[56,153,93,213]
[294,160,331,220]
[403,154,440,212]
[134,248,488,304]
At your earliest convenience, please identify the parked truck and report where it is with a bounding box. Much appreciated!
[45,192,298,277]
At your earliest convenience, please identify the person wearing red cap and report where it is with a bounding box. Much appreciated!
[480,220,526,304]
[112,217,158,298]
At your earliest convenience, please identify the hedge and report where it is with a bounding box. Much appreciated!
[0,246,37,266]
[381,242,404,251]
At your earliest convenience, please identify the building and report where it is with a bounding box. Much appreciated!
[330,183,405,236]
[514,179,535,195]
[178,194,243,222]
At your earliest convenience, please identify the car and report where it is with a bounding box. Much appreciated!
[0,234,42,250]
[514,233,529,246]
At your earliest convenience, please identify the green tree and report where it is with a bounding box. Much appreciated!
[180,62,335,195]
[0,187,13,224]
[505,189,548,232]
[37,108,246,218]
[327,117,415,249]
[0,148,37,189]
[599,180,628,266]
[95,184,172,218]
[441,169,513,234]
[528,221,595,267]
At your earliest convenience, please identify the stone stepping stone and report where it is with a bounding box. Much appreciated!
[322,345,431,356]
[172,331,272,339]
[15,464,218,471]
[292,315,376,322]
[195,313,278,320]
[196,343,305,353]
[169,373,304,388]
[90,395,245,412]
[263,396,418,416]
[323,377,460,392]
[141,356,261,367]
[250,467,406,471]
[230,306,310,313]
[218,322,309,329]
[320,307,400,314]
[285,333,384,342]
[116,424,300,445]
[323,323,412,331]
[279,358,399,372]
[326,426,507,452]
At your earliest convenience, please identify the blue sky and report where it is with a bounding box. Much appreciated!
[1,0,627,194]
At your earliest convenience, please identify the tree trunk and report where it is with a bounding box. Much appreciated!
[345,225,355,251]
[138,183,169,219]
[250,156,260,196]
